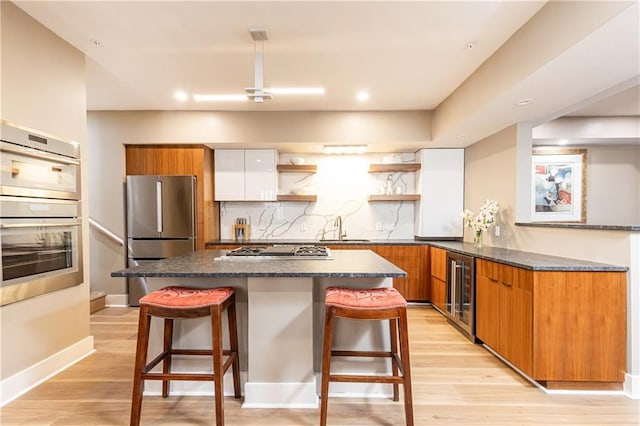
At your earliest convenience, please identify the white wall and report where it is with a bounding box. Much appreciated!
[586,145,640,225]
[0,2,91,404]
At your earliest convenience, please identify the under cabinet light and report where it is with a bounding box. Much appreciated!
[323,145,367,155]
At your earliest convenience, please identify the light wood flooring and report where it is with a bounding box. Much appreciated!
[1,306,638,425]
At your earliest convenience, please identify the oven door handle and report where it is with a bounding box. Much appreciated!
[1,143,80,165]
[0,221,82,229]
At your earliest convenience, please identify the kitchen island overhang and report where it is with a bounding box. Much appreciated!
[112,249,407,408]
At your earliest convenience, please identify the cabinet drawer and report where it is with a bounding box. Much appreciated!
[476,259,498,279]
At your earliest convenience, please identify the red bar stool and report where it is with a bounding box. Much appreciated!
[130,286,241,426]
[320,287,413,426]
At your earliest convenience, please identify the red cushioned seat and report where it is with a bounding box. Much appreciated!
[325,287,407,310]
[140,286,234,309]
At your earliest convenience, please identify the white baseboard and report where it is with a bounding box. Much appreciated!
[1,336,95,407]
[105,293,128,307]
[624,373,640,399]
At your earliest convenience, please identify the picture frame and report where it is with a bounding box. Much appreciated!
[531,148,587,223]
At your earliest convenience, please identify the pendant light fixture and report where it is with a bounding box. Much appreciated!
[193,28,325,103]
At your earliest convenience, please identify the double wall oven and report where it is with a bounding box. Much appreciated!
[0,122,83,306]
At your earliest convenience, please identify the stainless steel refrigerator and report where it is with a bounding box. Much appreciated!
[126,175,196,306]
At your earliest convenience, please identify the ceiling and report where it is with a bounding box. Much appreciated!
[11,1,640,150]
[15,1,546,111]
[567,84,640,117]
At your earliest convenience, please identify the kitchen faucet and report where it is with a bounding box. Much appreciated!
[334,215,346,240]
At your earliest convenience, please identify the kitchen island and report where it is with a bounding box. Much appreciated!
[112,249,406,408]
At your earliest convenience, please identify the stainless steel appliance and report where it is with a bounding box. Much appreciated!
[1,122,81,200]
[224,245,331,259]
[0,196,83,306]
[0,122,83,305]
[446,251,475,340]
[126,175,196,306]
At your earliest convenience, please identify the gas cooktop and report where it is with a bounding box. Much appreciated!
[224,245,332,259]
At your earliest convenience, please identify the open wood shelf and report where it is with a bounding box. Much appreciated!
[368,163,421,173]
[367,194,421,202]
[277,194,318,202]
[277,164,317,173]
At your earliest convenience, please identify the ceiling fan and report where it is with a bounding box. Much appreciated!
[193,28,325,103]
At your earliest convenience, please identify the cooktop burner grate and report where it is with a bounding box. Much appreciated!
[225,245,331,259]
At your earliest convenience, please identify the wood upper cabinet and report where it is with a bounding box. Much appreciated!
[476,259,626,388]
[429,247,446,311]
[125,144,218,249]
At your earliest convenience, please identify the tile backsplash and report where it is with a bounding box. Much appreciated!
[220,152,418,240]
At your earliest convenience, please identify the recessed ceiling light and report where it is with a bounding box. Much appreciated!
[465,40,477,50]
[356,91,370,102]
[515,98,534,106]
[193,94,248,102]
[174,90,188,102]
[90,38,101,48]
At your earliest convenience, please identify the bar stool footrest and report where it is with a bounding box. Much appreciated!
[329,374,405,384]
[331,350,393,358]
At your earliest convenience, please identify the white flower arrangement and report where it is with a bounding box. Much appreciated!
[462,199,499,234]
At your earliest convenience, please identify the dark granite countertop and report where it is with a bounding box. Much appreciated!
[516,222,640,232]
[205,239,437,247]
[205,238,627,272]
[111,249,407,278]
[428,241,628,272]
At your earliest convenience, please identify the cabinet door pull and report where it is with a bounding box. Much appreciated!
[501,281,513,287]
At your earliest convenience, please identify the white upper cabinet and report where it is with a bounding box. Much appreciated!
[415,149,464,238]
[215,149,277,201]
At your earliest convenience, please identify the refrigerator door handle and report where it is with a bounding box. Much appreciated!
[156,180,163,233]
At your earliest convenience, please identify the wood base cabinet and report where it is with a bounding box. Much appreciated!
[374,245,428,302]
[476,260,532,375]
[476,259,626,388]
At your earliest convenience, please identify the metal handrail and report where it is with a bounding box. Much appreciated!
[89,217,124,246]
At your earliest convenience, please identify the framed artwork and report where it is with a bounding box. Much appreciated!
[531,148,587,223]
